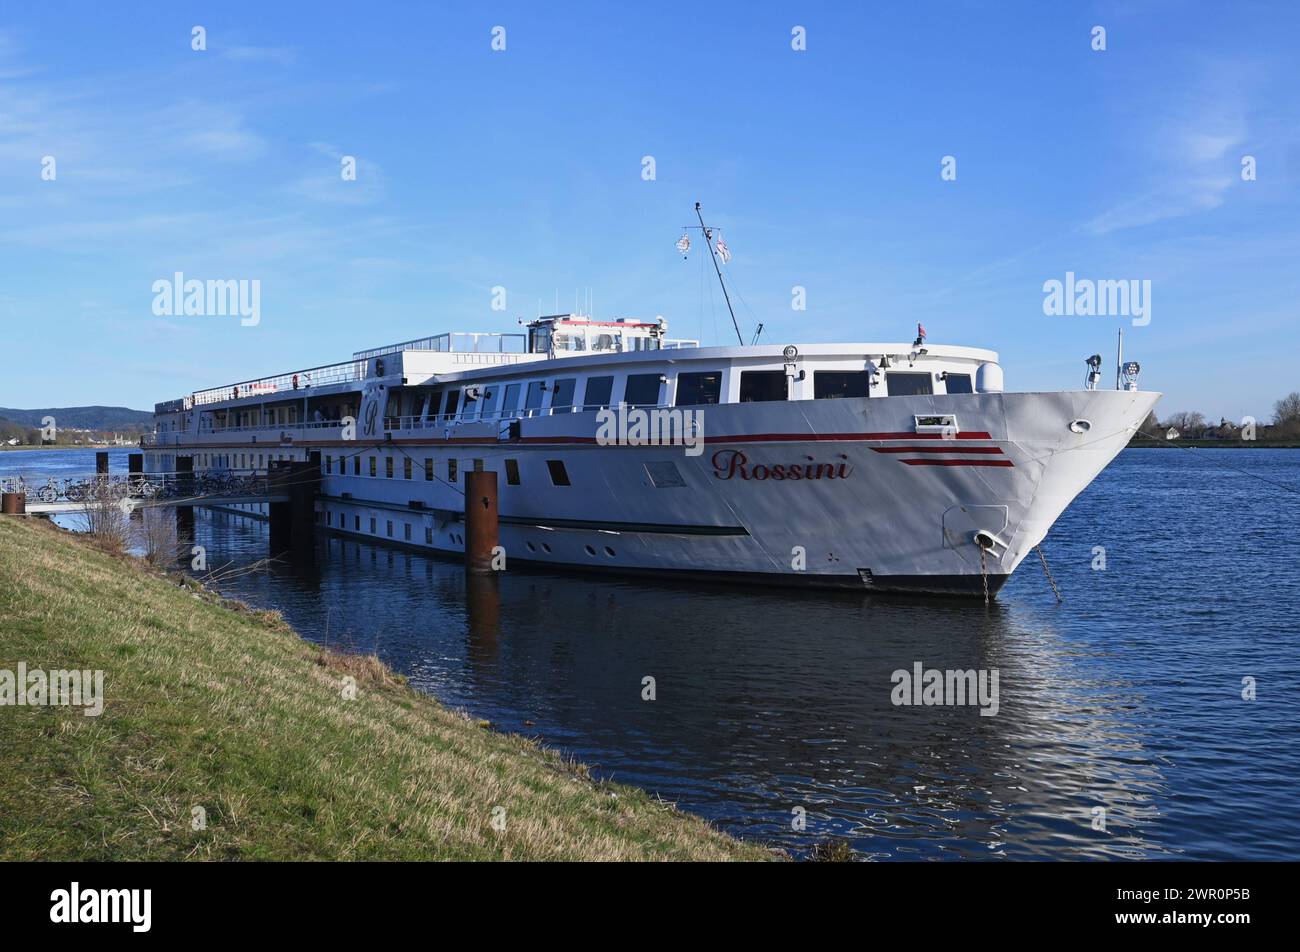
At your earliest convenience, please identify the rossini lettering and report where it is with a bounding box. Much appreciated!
[710,449,853,481]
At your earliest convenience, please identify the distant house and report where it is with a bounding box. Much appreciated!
[4,438,19,446]
[1165,427,1181,441]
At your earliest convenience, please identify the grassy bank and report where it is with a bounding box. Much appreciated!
[0,516,767,860]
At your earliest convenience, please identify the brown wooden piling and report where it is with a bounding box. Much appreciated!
[1,492,26,515]
[464,470,499,574]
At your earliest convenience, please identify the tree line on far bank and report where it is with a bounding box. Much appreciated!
[1138,391,1300,442]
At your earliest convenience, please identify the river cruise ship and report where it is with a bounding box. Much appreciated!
[143,310,1158,596]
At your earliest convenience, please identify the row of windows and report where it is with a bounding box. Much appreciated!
[195,451,297,470]
[423,367,974,420]
[323,454,565,487]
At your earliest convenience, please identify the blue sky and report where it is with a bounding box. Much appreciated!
[2,1,1297,422]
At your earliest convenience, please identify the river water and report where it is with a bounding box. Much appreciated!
[4,446,1297,859]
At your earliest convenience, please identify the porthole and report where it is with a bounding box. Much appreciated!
[585,544,596,556]
[604,546,616,557]
[541,543,552,554]
[526,541,537,553]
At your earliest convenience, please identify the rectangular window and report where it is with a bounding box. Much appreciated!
[676,371,723,406]
[325,455,332,474]
[472,458,484,472]
[403,457,412,479]
[386,520,393,538]
[886,372,934,396]
[385,456,394,478]
[740,370,788,403]
[505,458,520,485]
[404,523,411,541]
[444,389,460,417]
[353,456,361,475]
[582,375,614,410]
[424,458,433,481]
[369,517,376,534]
[814,371,872,400]
[501,383,521,415]
[524,380,546,413]
[551,378,577,413]
[424,527,433,544]
[943,373,973,394]
[546,459,571,486]
[369,456,377,477]
[479,385,500,419]
[624,373,662,408]
[448,459,458,483]
[354,515,360,531]
[325,511,331,526]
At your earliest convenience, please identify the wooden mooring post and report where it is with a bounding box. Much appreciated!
[1,492,26,515]
[464,470,499,574]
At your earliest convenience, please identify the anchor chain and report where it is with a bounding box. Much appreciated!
[1036,544,1063,602]
[978,544,990,606]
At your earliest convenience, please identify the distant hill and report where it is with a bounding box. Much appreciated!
[0,406,153,431]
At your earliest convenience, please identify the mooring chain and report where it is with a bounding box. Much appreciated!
[1036,544,1063,602]
[979,544,990,607]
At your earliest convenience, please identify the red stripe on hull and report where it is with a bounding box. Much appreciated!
[899,458,1015,467]
[871,446,1004,455]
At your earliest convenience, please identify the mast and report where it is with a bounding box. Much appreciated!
[695,202,744,345]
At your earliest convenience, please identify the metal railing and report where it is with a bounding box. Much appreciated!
[190,359,367,407]
[354,332,527,360]
[0,470,273,504]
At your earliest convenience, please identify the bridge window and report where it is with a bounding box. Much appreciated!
[583,376,613,410]
[524,381,546,414]
[624,373,662,408]
[814,371,871,399]
[444,389,460,418]
[740,370,788,403]
[551,378,577,413]
[676,371,723,406]
[546,460,571,486]
[943,373,973,394]
[479,385,500,419]
[505,459,520,485]
[886,372,934,396]
[501,383,521,416]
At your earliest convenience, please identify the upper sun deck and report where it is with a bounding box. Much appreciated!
[155,315,699,414]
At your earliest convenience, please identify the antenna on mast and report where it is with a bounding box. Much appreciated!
[693,202,744,345]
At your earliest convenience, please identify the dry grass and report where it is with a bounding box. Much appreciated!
[0,516,770,861]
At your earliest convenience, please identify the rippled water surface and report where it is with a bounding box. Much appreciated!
[5,446,1298,859]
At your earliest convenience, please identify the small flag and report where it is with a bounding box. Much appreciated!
[917,323,927,340]
[715,237,731,263]
[676,234,691,256]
